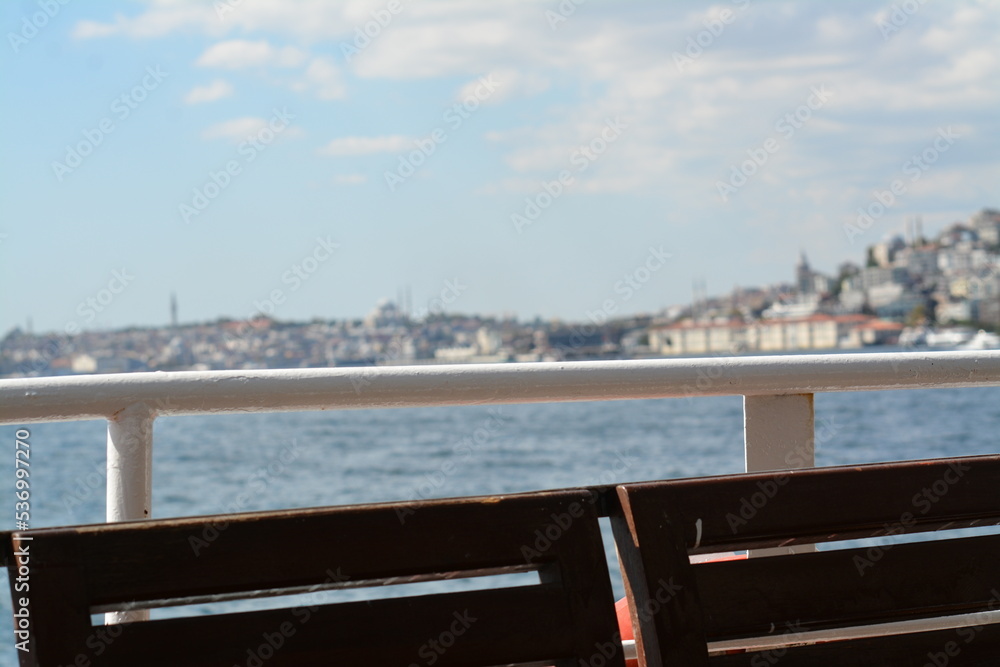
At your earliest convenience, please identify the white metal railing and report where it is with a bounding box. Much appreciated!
[3,350,1000,527]
[2,350,1000,623]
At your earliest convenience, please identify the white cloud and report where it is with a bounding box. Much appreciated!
[68,0,1000,205]
[72,4,222,39]
[319,136,411,156]
[196,39,306,69]
[73,19,121,39]
[196,42,345,101]
[184,79,235,105]
[200,116,304,143]
[202,117,267,142]
[71,0,355,41]
[457,68,549,106]
[352,10,541,79]
[907,165,999,201]
[333,174,367,185]
[294,57,346,100]
[474,178,549,195]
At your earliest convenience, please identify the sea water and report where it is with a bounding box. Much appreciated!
[1,386,998,661]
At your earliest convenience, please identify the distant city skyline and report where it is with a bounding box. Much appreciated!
[4,204,997,376]
[9,204,995,336]
[2,1,998,335]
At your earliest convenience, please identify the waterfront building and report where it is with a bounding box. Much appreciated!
[971,208,1000,247]
[648,314,890,356]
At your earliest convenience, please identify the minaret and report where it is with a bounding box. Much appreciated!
[170,293,178,328]
[796,250,813,295]
[691,278,706,321]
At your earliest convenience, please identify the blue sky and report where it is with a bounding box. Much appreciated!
[2,0,998,334]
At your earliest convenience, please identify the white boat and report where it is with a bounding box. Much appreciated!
[958,329,1000,350]
[898,326,928,346]
[925,327,975,348]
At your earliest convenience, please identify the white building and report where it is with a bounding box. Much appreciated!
[649,314,882,355]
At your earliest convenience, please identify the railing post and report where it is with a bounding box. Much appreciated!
[743,394,815,472]
[106,402,155,623]
[743,393,815,557]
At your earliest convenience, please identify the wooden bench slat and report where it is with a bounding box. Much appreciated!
[710,622,1000,667]
[23,492,592,606]
[613,489,711,667]
[697,533,1000,639]
[620,455,1000,554]
[95,585,576,667]
[15,562,92,667]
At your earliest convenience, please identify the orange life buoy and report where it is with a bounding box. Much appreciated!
[615,597,638,667]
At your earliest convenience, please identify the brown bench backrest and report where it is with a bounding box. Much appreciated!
[5,490,624,667]
[612,455,1000,666]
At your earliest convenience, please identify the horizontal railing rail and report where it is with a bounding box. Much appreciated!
[2,351,999,421]
[2,350,999,622]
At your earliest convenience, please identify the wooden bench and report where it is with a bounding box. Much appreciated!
[6,454,1000,666]
[2,490,625,667]
[611,454,1000,666]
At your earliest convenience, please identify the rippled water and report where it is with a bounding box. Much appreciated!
[1,386,998,660]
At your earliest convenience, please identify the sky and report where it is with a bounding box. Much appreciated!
[1,0,998,335]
